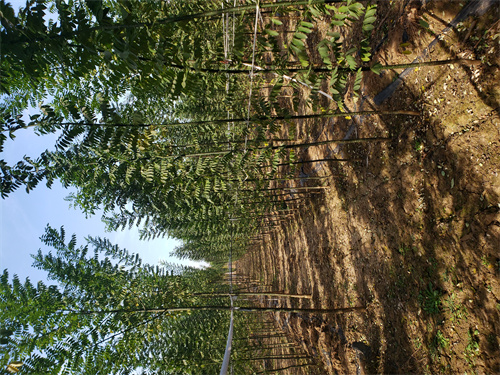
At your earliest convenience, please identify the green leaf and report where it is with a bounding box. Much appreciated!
[294,32,307,40]
[370,62,383,75]
[300,21,314,28]
[364,16,377,25]
[298,52,309,67]
[365,8,377,18]
[264,29,279,36]
[86,0,103,21]
[349,3,364,12]
[328,31,341,39]
[346,47,357,55]
[318,44,332,66]
[309,6,323,17]
[291,38,305,48]
[297,26,313,34]
[346,55,357,69]
[271,18,283,25]
[103,50,113,62]
[329,87,339,95]
[419,19,429,29]
[289,43,302,54]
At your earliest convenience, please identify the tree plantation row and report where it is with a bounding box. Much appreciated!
[0,0,478,373]
[2,224,324,373]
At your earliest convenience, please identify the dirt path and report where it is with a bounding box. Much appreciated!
[238,1,499,373]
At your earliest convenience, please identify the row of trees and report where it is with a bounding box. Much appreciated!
[1,0,466,261]
[0,0,398,261]
[2,225,318,373]
[1,0,470,372]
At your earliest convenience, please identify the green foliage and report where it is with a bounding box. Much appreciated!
[444,293,468,323]
[0,1,405,372]
[430,329,450,355]
[0,225,239,374]
[433,329,449,350]
[0,0,384,264]
[465,328,480,367]
[419,17,430,30]
[288,20,314,67]
[359,4,376,64]
[418,283,443,315]
[429,329,450,361]
[370,62,383,75]
[353,68,363,97]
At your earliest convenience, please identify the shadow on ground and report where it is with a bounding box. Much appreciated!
[238,2,500,374]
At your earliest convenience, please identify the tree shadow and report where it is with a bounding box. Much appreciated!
[315,68,500,372]
[271,2,499,372]
[236,2,500,373]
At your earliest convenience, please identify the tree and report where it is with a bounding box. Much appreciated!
[2,225,347,374]
[0,0,234,111]
[0,225,235,374]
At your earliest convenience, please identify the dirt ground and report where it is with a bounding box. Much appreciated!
[237,1,500,374]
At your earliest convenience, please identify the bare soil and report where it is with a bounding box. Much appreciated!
[237,1,500,374]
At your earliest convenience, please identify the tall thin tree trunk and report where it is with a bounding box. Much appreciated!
[193,291,312,299]
[42,110,418,129]
[240,354,311,361]
[237,58,480,74]
[253,363,315,374]
[70,305,364,315]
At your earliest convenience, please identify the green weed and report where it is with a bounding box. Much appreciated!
[445,293,468,323]
[419,283,443,314]
[480,256,490,267]
[465,329,480,367]
[430,329,450,361]
[414,337,422,349]
[434,329,449,349]
[398,244,411,256]
[414,139,424,152]
[442,266,457,284]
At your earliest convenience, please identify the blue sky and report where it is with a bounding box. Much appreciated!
[0,118,207,284]
[0,0,205,284]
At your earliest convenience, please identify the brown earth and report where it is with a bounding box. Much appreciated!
[237,1,500,374]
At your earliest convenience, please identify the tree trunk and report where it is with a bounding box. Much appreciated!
[70,305,364,315]
[236,58,480,74]
[40,110,418,129]
[253,363,315,374]
[239,354,311,361]
[193,291,312,299]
